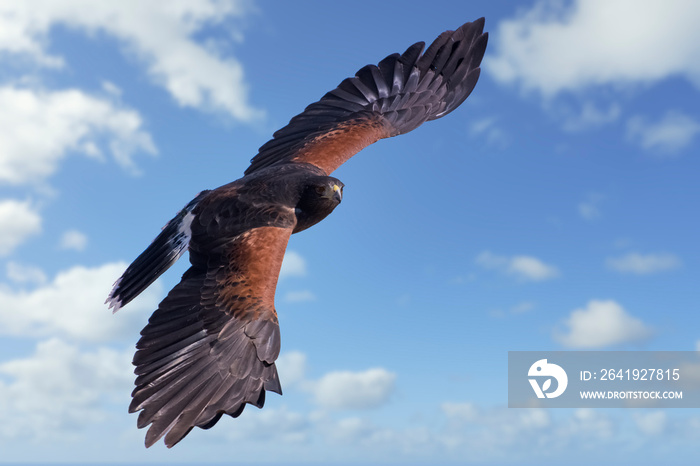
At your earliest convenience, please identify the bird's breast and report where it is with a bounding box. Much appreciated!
[292,202,339,234]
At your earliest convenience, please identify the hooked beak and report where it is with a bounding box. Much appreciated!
[332,184,342,202]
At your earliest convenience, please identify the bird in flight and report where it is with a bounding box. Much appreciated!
[107,18,488,448]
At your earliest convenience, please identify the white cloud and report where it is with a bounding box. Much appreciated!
[0,261,162,342]
[0,86,157,186]
[440,403,554,455]
[280,250,307,279]
[468,117,508,148]
[627,111,700,155]
[444,403,550,430]
[277,352,398,412]
[562,102,621,132]
[578,202,599,220]
[0,0,261,120]
[59,229,88,251]
[213,398,700,463]
[276,351,307,387]
[606,252,681,275]
[633,411,667,436]
[578,192,604,221]
[6,261,47,285]
[283,290,316,303]
[440,405,625,461]
[488,0,700,96]
[441,402,479,422]
[555,300,652,348]
[225,406,311,444]
[324,416,404,446]
[578,203,597,219]
[489,301,535,319]
[0,199,41,256]
[326,417,375,443]
[101,80,122,98]
[212,359,404,452]
[0,338,132,440]
[476,251,559,282]
[310,368,396,410]
[511,301,535,314]
[438,403,700,462]
[508,256,559,281]
[475,251,508,269]
[223,408,406,451]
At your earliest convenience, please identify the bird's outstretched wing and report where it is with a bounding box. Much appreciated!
[245,18,488,176]
[129,188,296,448]
[106,191,209,313]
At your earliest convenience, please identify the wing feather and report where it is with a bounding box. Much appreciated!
[244,18,487,176]
[130,224,293,448]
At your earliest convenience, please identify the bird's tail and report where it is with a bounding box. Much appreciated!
[106,190,210,312]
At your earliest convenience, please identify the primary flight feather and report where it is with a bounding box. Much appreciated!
[107,18,488,448]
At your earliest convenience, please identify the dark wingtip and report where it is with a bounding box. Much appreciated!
[464,17,486,36]
[165,426,194,449]
[144,426,161,449]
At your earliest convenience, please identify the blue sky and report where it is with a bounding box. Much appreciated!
[0,0,699,463]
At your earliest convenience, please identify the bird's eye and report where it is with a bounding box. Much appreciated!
[315,186,326,195]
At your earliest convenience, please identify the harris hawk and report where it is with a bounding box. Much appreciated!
[107,18,488,448]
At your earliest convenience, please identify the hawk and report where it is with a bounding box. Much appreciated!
[107,18,488,448]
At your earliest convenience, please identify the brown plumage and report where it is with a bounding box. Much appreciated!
[107,18,488,448]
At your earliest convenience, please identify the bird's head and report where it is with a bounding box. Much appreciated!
[313,178,344,204]
[300,175,343,205]
[294,176,344,233]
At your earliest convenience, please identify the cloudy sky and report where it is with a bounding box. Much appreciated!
[0,0,698,464]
